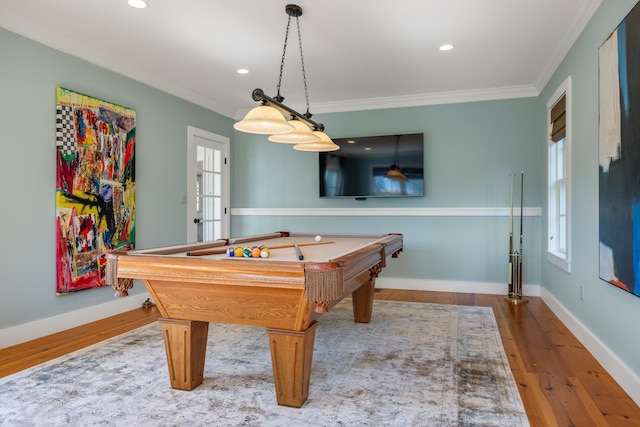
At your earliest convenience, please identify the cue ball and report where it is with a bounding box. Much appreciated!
[315,235,322,242]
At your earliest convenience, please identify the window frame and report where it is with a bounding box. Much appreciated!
[546,76,572,272]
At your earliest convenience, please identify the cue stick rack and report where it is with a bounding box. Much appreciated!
[506,171,528,305]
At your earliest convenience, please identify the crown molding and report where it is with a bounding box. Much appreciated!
[534,0,603,93]
[0,9,236,119]
[234,85,540,120]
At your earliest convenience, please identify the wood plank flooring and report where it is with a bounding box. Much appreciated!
[1,289,638,426]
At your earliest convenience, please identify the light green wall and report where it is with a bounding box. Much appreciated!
[232,99,544,285]
[233,100,543,208]
[540,0,640,378]
[0,28,233,328]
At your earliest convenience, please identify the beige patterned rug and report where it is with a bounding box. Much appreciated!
[0,300,529,426]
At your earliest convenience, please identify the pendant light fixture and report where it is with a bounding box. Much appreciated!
[386,135,408,182]
[234,4,339,152]
[293,131,339,151]
[268,118,318,143]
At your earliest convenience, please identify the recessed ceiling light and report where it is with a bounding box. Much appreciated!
[439,44,454,51]
[347,140,356,144]
[128,0,149,9]
[237,69,249,75]
[364,147,372,151]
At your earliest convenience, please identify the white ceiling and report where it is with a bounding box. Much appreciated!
[0,0,602,120]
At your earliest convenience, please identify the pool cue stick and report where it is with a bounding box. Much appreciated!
[292,238,304,260]
[186,240,334,256]
[508,173,514,296]
[518,170,524,298]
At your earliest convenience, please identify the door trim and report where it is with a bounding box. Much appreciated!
[187,126,230,242]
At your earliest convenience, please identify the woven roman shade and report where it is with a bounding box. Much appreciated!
[550,94,566,142]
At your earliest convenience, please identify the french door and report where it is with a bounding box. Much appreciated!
[187,126,230,242]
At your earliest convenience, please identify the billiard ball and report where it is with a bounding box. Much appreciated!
[227,247,235,257]
[315,235,322,242]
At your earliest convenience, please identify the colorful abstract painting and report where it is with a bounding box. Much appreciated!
[55,87,136,295]
[598,2,640,299]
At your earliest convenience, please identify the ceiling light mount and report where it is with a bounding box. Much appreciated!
[285,4,302,18]
[234,4,338,151]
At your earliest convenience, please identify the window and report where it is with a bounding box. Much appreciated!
[547,77,572,272]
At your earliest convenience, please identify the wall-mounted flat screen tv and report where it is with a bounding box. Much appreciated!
[319,133,424,199]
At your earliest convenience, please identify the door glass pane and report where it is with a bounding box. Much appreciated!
[214,149,221,173]
[214,197,221,220]
[203,221,213,241]
[214,173,221,197]
[191,133,226,243]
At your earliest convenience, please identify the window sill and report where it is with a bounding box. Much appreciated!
[547,251,571,273]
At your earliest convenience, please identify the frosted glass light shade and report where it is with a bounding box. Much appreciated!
[293,131,340,152]
[385,168,408,182]
[233,105,294,135]
[268,120,320,143]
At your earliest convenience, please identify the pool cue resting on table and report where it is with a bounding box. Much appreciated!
[292,238,304,260]
[186,240,333,256]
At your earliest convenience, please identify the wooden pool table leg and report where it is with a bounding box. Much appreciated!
[158,318,209,391]
[352,279,375,323]
[266,322,318,408]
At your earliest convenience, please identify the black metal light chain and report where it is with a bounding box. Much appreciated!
[276,15,293,102]
[295,16,311,118]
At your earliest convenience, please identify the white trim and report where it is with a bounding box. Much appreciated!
[235,85,540,119]
[541,288,640,407]
[231,207,542,217]
[376,277,540,297]
[187,126,230,242]
[534,0,602,94]
[0,1,602,119]
[0,293,150,349]
[547,250,572,273]
[0,5,236,119]
[546,76,572,272]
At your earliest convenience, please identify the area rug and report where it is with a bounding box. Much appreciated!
[0,300,529,426]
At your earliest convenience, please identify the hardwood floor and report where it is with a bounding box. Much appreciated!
[1,289,638,426]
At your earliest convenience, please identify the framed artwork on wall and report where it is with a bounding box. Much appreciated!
[55,87,136,295]
[598,2,640,299]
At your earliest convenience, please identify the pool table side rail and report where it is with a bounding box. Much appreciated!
[106,233,402,292]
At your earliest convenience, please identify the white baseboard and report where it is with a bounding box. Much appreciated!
[376,277,541,297]
[540,288,640,407]
[0,292,150,349]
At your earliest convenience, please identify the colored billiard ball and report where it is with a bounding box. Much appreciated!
[227,247,235,257]
[234,247,243,257]
[260,248,270,258]
[315,235,322,242]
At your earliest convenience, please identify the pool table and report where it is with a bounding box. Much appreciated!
[106,231,403,407]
